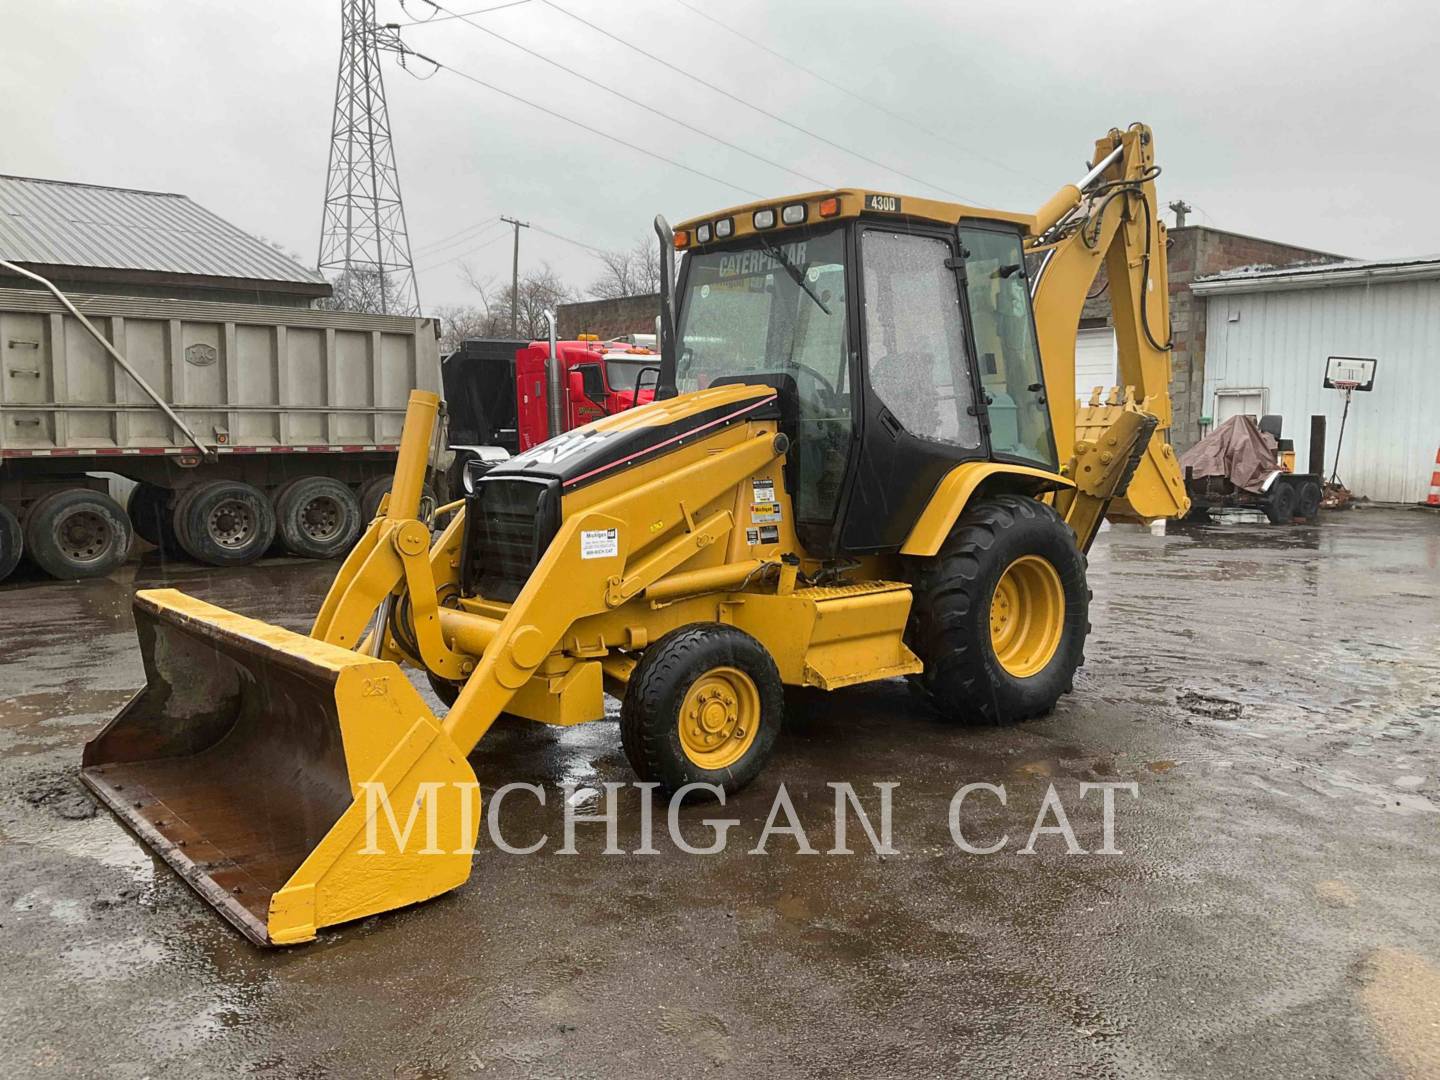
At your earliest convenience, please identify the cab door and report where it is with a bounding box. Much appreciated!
[838,226,987,553]
[568,362,609,428]
[957,224,1058,471]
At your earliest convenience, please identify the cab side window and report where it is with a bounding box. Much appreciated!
[958,227,1058,469]
[860,230,981,449]
[576,364,606,402]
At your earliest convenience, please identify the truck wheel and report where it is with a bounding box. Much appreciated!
[275,476,362,559]
[1296,480,1323,522]
[1264,480,1298,525]
[620,624,783,795]
[127,483,182,555]
[361,476,437,525]
[23,488,133,580]
[175,480,276,566]
[907,494,1088,725]
[0,504,23,582]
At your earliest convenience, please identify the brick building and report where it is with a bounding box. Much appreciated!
[557,292,659,340]
[1078,225,1342,452]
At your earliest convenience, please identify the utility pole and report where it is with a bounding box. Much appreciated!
[500,216,529,336]
[317,2,420,315]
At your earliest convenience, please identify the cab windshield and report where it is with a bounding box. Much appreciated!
[675,225,851,522]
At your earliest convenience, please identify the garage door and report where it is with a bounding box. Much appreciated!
[1075,327,1116,403]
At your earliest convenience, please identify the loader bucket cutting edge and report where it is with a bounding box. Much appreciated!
[81,589,479,946]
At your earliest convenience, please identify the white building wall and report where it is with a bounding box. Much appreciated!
[1074,327,1117,402]
[1202,278,1440,502]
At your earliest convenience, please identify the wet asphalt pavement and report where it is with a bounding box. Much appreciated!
[1,508,1437,1078]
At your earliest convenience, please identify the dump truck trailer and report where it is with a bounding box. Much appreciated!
[0,281,442,581]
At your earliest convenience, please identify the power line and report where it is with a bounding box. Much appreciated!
[405,0,831,190]
[396,0,534,25]
[384,39,765,198]
[668,0,1030,183]
[539,0,976,202]
[412,215,503,255]
[530,222,613,257]
[415,227,509,272]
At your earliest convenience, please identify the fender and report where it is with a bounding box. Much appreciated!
[900,462,1074,557]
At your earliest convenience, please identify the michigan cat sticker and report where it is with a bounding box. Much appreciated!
[580,528,619,559]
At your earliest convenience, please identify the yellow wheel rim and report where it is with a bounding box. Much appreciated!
[989,555,1065,678]
[677,666,760,770]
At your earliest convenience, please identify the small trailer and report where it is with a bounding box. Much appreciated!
[0,280,441,582]
[1180,414,1323,524]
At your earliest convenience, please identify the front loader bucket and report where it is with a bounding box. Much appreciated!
[81,589,479,946]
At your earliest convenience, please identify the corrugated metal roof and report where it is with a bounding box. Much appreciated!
[0,174,325,286]
[1194,253,1440,294]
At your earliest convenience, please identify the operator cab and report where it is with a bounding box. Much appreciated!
[662,191,1058,557]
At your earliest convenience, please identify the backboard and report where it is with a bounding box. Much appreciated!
[1324,356,1377,391]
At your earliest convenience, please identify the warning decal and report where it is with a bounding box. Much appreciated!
[751,478,775,503]
[580,528,619,559]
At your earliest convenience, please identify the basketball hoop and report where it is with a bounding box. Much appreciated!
[1321,358,1376,487]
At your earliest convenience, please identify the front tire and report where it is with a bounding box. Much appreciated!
[908,494,1088,725]
[620,624,783,795]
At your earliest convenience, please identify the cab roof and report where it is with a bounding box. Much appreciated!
[674,188,1035,252]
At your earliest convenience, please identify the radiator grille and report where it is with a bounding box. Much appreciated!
[462,477,557,602]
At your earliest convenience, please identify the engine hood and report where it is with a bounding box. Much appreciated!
[480,383,777,492]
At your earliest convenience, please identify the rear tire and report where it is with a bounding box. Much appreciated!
[620,624,782,795]
[907,494,1088,725]
[1264,480,1298,525]
[127,483,182,555]
[24,488,132,580]
[1296,480,1322,522]
[0,504,23,582]
[175,480,276,566]
[275,476,363,559]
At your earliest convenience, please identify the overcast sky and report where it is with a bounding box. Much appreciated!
[4,0,1437,310]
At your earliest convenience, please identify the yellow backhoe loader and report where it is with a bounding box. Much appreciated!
[82,123,1189,946]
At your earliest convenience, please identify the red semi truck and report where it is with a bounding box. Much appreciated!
[442,336,659,478]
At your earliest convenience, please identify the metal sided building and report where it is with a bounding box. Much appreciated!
[1192,255,1440,504]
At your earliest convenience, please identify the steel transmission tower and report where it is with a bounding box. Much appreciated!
[317,1,420,315]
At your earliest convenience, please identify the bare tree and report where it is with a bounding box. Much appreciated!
[318,268,403,314]
[587,236,662,299]
[458,262,573,340]
[431,304,494,352]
